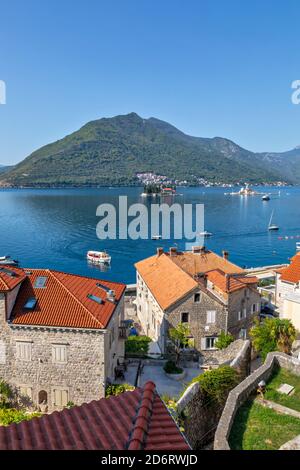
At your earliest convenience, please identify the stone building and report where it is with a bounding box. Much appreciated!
[0,265,126,411]
[275,251,300,330]
[135,247,261,358]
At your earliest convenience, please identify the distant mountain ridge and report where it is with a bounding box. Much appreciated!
[0,112,298,187]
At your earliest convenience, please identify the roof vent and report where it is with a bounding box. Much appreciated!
[157,247,164,257]
[192,246,205,254]
[169,247,177,256]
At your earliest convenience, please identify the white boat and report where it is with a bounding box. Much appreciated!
[87,251,111,264]
[199,231,213,237]
[296,242,300,251]
[0,256,18,266]
[262,194,270,201]
[268,210,279,231]
[151,235,162,240]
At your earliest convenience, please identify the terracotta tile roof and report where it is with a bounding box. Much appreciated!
[0,382,190,450]
[279,253,300,284]
[0,265,27,292]
[135,254,198,310]
[206,269,258,293]
[169,250,243,277]
[11,269,125,329]
[135,248,244,310]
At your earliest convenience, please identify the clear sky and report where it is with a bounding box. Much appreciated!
[1,0,300,165]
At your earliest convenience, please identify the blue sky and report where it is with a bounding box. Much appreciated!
[1,0,300,165]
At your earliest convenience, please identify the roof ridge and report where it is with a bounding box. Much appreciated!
[48,268,126,287]
[127,381,156,450]
[48,270,104,328]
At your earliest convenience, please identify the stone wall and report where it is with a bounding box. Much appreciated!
[213,352,300,450]
[176,339,251,449]
[0,290,125,412]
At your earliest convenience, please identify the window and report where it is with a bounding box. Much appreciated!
[243,308,247,318]
[181,312,189,323]
[238,309,247,320]
[53,388,69,407]
[87,294,103,304]
[52,344,67,363]
[34,276,48,288]
[23,298,37,310]
[19,386,32,399]
[203,337,217,350]
[252,304,256,313]
[206,310,216,324]
[239,329,247,340]
[16,341,32,361]
[194,293,201,303]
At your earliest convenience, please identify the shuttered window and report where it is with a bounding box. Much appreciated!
[206,311,216,324]
[16,342,32,361]
[52,345,67,363]
[53,388,69,407]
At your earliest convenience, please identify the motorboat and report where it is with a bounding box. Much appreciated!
[268,210,279,231]
[262,194,270,201]
[151,235,162,240]
[0,256,19,266]
[199,231,213,237]
[87,251,111,264]
[296,242,300,252]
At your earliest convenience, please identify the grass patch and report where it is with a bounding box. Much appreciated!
[264,367,300,412]
[229,400,300,450]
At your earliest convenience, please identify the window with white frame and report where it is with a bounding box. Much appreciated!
[53,388,69,407]
[52,344,67,364]
[16,341,32,361]
[206,310,216,324]
[204,336,217,350]
[19,386,33,399]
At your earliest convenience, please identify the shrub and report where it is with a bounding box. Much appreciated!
[250,318,296,360]
[125,336,151,355]
[105,383,135,397]
[193,366,239,404]
[0,380,13,408]
[0,408,41,426]
[215,331,234,350]
[164,360,183,374]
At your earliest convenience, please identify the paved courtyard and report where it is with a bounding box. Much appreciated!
[122,363,202,399]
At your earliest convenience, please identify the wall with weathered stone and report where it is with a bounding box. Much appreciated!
[0,292,125,412]
[214,352,300,450]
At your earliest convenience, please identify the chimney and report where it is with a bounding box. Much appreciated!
[169,247,177,256]
[192,246,205,254]
[225,273,230,291]
[107,290,116,302]
[157,247,164,257]
[223,250,229,260]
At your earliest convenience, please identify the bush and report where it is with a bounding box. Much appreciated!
[105,383,135,397]
[164,360,183,374]
[215,331,234,350]
[250,317,296,360]
[193,366,239,404]
[0,408,41,426]
[125,336,151,355]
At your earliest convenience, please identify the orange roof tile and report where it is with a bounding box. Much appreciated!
[206,269,258,293]
[169,250,243,277]
[135,254,198,310]
[11,269,125,329]
[0,265,27,292]
[280,252,300,283]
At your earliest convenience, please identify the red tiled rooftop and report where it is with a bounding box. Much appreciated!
[206,269,258,293]
[0,265,27,292]
[0,382,190,451]
[279,252,300,284]
[10,269,126,329]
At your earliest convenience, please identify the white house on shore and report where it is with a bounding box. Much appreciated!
[275,252,300,330]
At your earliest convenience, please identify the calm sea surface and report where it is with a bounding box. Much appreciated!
[0,186,300,284]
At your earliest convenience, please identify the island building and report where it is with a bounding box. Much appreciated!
[275,251,300,330]
[0,266,126,411]
[135,247,261,357]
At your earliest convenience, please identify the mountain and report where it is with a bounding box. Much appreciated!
[259,147,300,184]
[0,113,293,187]
[0,164,14,175]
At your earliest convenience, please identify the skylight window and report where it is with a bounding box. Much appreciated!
[24,297,37,310]
[34,276,48,288]
[0,267,16,277]
[96,282,110,293]
[87,294,103,305]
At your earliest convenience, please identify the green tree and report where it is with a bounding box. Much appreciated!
[169,323,191,365]
[215,331,234,350]
[250,318,296,360]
